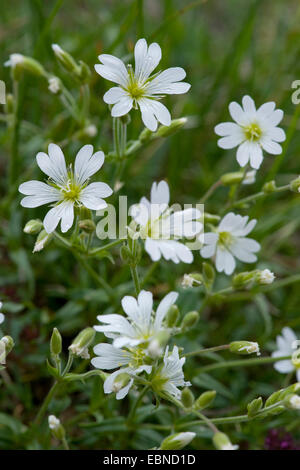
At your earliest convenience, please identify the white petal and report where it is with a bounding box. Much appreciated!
[92,344,130,370]
[229,101,247,126]
[214,122,243,137]
[111,96,133,117]
[19,181,60,207]
[145,238,162,261]
[36,144,68,185]
[43,201,74,234]
[134,39,161,81]
[138,290,153,328]
[218,134,244,149]
[223,250,236,275]
[116,379,134,400]
[121,296,139,323]
[103,87,127,104]
[268,109,284,127]
[215,247,226,273]
[154,291,178,330]
[282,327,298,346]
[74,146,105,184]
[95,54,128,87]
[249,143,263,169]
[260,138,282,155]
[79,182,112,210]
[242,95,256,114]
[236,141,251,167]
[0,313,5,324]
[147,67,190,95]
[150,180,170,206]
[273,359,294,374]
[200,243,216,258]
[139,98,171,128]
[257,102,275,118]
[94,314,136,337]
[265,127,286,143]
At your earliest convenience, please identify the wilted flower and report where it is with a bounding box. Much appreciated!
[258,268,275,285]
[95,38,190,131]
[130,181,202,264]
[48,77,60,94]
[19,144,112,234]
[215,95,285,169]
[200,212,260,275]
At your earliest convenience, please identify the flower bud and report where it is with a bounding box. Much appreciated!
[160,432,196,450]
[221,171,245,186]
[181,273,203,289]
[263,180,276,193]
[229,341,260,356]
[33,230,53,253]
[48,415,65,440]
[79,219,96,233]
[5,94,14,114]
[165,305,180,328]
[204,213,221,224]
[181,387,194,408]
[232,271,256,288]
[257,269,275,285]
[69,327,95,359]
[112,373,131,393]
[213,432,238,450]
[78,60,91,82]
[50,328,62,356]
[289,176,300,193]
[194,390,216,410]
[5,54,46,80]
[155,117,187,138]
[139,127,153,143]
[180,311,199,330]
[247,397,263,417]
[52,44,80,77]
[284,394,300,410]
[24,219,43,235]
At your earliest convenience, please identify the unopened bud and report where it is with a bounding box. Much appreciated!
[52,44,80,77]
[221,171,245,186]
[160,432,196,450]
[263,180,276,193]
[232,271,256,288]
[5,94,14,114]
[247,397,263,417]
[139,127,153,142]
[0,336,14,362]
[202,262,215,289]
[204,213,221,224]
[213,432,238,450]
[24,219,43,235]
[50,328,62,356]
[195,390,216,410]
[180,311,199,330]
[33,230,53,253]
[181,387,194,408]
[229,341,260,356]
[5,54,46,79]
[290,176,300,193]
[166,305,180,328]
[79,219,96,233]
[78,60,91,82]
[257,269,275,285]
[69,327,95,359]
[156,118,187,138]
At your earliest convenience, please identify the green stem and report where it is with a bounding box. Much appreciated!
[61,436,69,450]
[130,265,141,295]
[9,79,20,188]
[200,180,222,203]
[62,353,74,377]
[127,385,149,424]
[184,344,230,357]
[197,355,291,374]
[34,381,60,426]
[232,184,290,209]
[88,239,122,256]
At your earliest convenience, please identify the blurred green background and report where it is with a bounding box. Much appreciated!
[0,0,300,450]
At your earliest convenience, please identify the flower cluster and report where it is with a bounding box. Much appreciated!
[92,290,190,400]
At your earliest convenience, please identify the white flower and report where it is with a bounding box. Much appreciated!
[19,144,113,234]
[153,346,191,399]
[94,289,178,348]
[215,95,285,169]
[91,343,152,400]
[182,274,194,288]
[242,170,256,185]
[95,38,190,131]
[4,53,24,68]
[258,268,275,285]
[0,302,5,324]
[200,212,260,275]
[48,415,60,430]
[48,77,60,94]
[130,181,202,264]
[272,327,300,380]
[84,125,97,137]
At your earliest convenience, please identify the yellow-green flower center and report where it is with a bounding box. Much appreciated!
[244,122,262,141]
[292,348,300,369]
[62,181,82,202]
[218,231,233,249]
[126,81,145,100]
